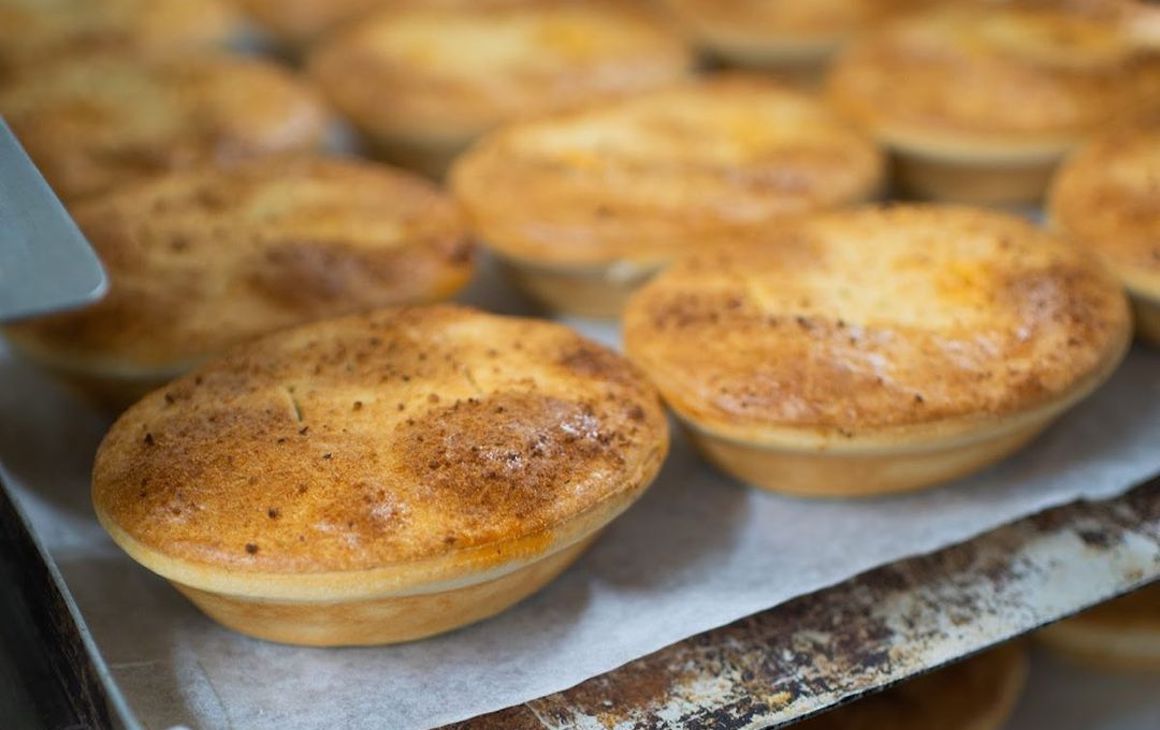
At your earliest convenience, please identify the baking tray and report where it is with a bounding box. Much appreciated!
[0,477,125,730]
[3,466,1155,730]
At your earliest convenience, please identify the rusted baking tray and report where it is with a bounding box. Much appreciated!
[4,472,1156,730]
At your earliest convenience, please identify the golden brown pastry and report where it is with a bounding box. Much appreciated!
[1038,583,1160,671]
[826,6,1160,204]
[798,644,1027,730]
[0,0,240,79]
[307,1,692,177]
[4,156,473,410]
[0,54,329,201]
[451,75,885,317]
[1048,125,1160,346]
[660,0,935,84]
[623,205,1131,497]
[91,305,669,646]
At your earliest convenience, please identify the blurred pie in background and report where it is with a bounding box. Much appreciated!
[0,54,330,201]
[1039,583,1160,671]
[797,644,1027,730]
[3,156,474,409]
[0,0,240,81]
[827,5,1160,205]
[236,0,546,48]
[307,0,693,177]
[237,0,393,46]
[451,75,883,317]
[1048,123,1160,347]
[660,0,936,85]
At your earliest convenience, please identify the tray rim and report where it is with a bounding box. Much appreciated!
[0,465,139,730]
[3,468,1156,730]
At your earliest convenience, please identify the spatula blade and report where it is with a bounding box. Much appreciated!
[0,118,106,322]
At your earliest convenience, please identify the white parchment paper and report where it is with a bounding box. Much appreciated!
[1,273,1158,729]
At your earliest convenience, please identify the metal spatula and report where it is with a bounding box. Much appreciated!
[0,118,106,322]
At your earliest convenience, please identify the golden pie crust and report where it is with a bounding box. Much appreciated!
[1048,124,1160,346]
[1039,583,1160,671]
[4,156,473,410]
[0,54,329,201]
[0,0,239,79]
[798,644,1027,730]
[92,305,669,645]
[826,6,1160,203]
[624,205,1131,496]
[307,1,692,177]
[451,75,884,317]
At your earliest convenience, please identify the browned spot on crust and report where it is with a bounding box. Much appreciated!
[557,341,642,387]
[398,392,633,538]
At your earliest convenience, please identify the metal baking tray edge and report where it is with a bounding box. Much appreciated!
[2,470,1156,730]
[0,469,138,730]
[447,479,1160,730]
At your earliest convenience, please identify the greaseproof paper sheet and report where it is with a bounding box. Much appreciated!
[1,275,1157,729]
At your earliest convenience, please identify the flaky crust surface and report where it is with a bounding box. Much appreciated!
[92,305,668,578]
[1049,125,1160,297]
[0,0,238,77]
[451,76,883,267]
[0,54,328,201]
[5,157,473,373]
[827,7,1160,155]
[624,205,1130,443]
[307,1,691,143]
[798,644,1027,730]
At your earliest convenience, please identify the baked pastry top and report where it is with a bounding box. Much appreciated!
[827,6,1160,155]
[307,1,691,144]
[6,156,473,375]
[661,0,934,58]
[92,305,668,590]
[0,0,238,78]
[451,76,884,267]
[624,205,1130,445]
[1049,125,1160,296]
[0,54,329,200]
